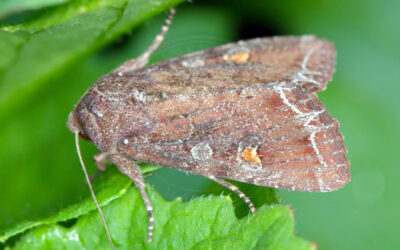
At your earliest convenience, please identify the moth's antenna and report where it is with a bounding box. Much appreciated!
[135,8,176,66]
[114,8,176,74]
[75,132,115,250]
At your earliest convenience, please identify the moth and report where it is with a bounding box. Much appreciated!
[67,9,350,248]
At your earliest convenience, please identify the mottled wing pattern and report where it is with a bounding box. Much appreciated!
[110,36,349,192]
[118,86,349,192]
[110,35,335,94]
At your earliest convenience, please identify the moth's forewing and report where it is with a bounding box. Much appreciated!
[118,85,349,192]
[89,36,348,192]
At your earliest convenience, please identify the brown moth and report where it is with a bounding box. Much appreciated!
[67,9,350,248]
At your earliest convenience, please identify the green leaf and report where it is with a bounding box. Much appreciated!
[8,179,313,249]
[0,167,130,244]
[0,164,159,244]
[0,0,69,19]
[0,0,183,119]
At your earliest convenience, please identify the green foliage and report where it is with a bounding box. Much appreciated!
[7,170,312,249]
[0,166,160,244]
[0,0,183,118]
[0,0,69,19]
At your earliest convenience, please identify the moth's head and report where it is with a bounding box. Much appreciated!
[67,79,155,152]
[66,89,114,151]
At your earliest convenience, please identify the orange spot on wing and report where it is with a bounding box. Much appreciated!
[224,52,250,63]
[242,148,261,164]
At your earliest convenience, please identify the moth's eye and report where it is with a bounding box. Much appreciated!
[79,131,90,140]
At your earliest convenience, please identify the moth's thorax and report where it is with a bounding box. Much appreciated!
[71,78,155,152]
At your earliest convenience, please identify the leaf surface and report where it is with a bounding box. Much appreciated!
[0,0,69,19]
[0,0,183,118]
[8,173,313,249]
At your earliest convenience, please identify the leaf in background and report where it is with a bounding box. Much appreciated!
[0,167,130,243]
[0,164,159,244]
[0,0,183,119]
[0,0,70,19]
[9,184,313,249]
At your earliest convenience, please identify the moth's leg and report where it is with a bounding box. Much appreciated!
[90,152,109,181]
[113,9,175,74]
[208,175,256,213]
[94,152,108,171]
[110,154,155,242]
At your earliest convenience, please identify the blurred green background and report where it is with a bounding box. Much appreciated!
[1,0,399,249]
